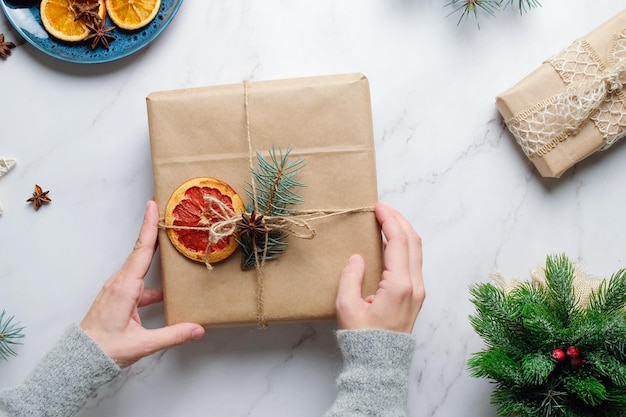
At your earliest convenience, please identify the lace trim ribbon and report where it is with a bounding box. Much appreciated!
[505,30,626,160]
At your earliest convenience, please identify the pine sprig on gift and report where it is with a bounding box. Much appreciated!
[0,310,25,361]
[446,0,542,27]
[238,146,305,270]
[468,254,626,417]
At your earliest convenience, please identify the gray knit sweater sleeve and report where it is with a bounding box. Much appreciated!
[0,323,120,417]
[325,329,416,417]
[0,326,412,417]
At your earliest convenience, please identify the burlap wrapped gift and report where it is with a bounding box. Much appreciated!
[146,73,383,328]
[496,10,626,178]
[492,265,603,309]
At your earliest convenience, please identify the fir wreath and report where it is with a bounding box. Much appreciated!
[468,254,626,417]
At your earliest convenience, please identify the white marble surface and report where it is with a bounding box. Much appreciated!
[3,1,626,416]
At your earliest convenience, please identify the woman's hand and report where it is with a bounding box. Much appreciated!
[335,202,425,333]
[80,200,205,367]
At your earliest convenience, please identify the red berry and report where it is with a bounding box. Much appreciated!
[566,346,580,358]
[571,357,583,369]
[552,349,566,361]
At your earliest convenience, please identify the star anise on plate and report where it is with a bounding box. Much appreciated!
[72,1,101,23]
[85,19,116,49]
[26,184,52,211]
[0,33,16,60]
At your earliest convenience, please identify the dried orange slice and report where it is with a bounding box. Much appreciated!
[105,0,161,31]
[40,0,106,42]
[164,177,245,264]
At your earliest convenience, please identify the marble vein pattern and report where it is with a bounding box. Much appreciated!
[2,2,626,416]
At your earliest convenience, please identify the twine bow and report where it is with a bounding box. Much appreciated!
[505,30,626,159]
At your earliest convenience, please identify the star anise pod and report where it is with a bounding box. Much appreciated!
[0,34,16,60]
[26,184,52,211]
[72,1,101,24]
[85,19,116,50]
[237,211,268,243]
[236,211,289,269]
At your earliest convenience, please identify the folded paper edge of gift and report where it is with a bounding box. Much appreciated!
[146,72,369,101]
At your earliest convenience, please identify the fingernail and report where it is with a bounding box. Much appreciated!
[191,328,205,341]
[349,254,361,262]
[376,201,391,213]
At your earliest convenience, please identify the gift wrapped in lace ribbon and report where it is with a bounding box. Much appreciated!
[496,11,626,178]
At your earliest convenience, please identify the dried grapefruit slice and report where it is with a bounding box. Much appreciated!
[105,0,161,31]
[164,177,245,264]
[40,0,106,42]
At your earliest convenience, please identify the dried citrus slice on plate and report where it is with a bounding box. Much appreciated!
[105,0,161,30]
[40,0,106,42]
[164,177,245,264]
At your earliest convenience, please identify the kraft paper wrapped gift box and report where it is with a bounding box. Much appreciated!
[496,10,626,178]
[146,73,383,328]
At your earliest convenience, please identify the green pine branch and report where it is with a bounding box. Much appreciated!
[467,347,525,384]
[245,146,305,217]
[445,0,542,28]
[501,0,542,14]
[543,254,578,327]
[564,375,607,407]
[468,283,529,354]
[0,310,25,361]
[584,350,626,387]
[238,146,305,270]
[589,269,626,314]
[468,254,626,416]
[520,301,563,350]
[521,352,554,385]
[491,387,539,417]
[238,231,289,270]
[445,0,499,28]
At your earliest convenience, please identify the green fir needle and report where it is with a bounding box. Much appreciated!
[468,254,626,416]
[238,146,305,270]
[445,0,542,28]
[0,310,25,361]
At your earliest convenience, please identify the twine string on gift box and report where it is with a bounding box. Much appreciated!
[162,197,372,327]
[170,198,374,249]
[160,80,375,328]
[505,30,626,160]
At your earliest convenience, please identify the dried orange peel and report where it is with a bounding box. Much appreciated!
[164,177,245,264]
[40,0,161,45]
[105,0,161,30]
[40,0,106,42]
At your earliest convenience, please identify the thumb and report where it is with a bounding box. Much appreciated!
[145,323,205,354]
[336,254,366,311]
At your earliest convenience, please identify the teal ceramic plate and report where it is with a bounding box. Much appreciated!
[0,0,182,64]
